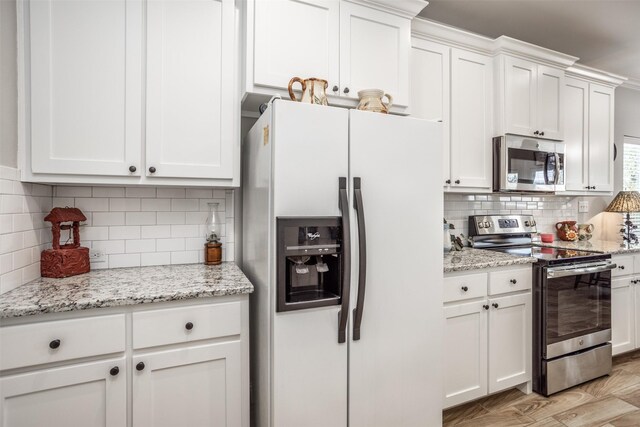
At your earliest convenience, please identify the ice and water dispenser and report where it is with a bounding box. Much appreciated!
[276,217,344,312]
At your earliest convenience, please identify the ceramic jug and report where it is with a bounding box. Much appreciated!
[288,77,328,105]
[356,89,393,113]
[555,221,578,241]
[578,223,595,241]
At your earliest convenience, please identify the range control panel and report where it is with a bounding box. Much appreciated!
[468,214,537,236]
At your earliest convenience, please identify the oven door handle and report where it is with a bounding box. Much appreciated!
[546,263,617,279]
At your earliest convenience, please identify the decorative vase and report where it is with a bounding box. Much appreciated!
[356,89,393,113]
[287,77,328,105]
[577,223,595,241]
[555,220,578,242]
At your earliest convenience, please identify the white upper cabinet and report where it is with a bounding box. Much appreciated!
[564,74,616,194]
[564,77,589,192]
[146,0,234,180]
[253,0,340,91]
[450,48,493,190]
[248,0,419,111]
[499,56,565,140]
[28,0,142,177]
[587,84,615,192]
[339,1,409,107]
[410,39,450,186]
[21,0,239,186]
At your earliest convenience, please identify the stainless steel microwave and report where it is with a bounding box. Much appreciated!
[493,135,565,193]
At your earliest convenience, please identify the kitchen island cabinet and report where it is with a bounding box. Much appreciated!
[0,264,252,427]
[443,262,534,409]
[611,253,640,356]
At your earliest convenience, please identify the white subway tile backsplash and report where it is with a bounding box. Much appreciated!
[52,197,74,208]
[82,226,110,241]
[157,238,185,252]
[1,233,23,254]
[141,198,171,212]
[109,225,141,240]
[185,188,213,199]
[141,225,172,239]
[126,211,156,225]
[92,187,125,198]
[0,254,12,274]
[1,195,24,214]
[93,212,126,226]
[171,198,199,212]
[0,215,12,234]
[141,252,171,266]
[92,240,125,254]
[74,197,109,212]
[157,212,186,225]
[126,239,156,253]
[126,187,156,198]
[185,211,208,225]
[170,224,199,238]
[110,198,141,212]
[157,188,185,198]
[54,186,92,198]
[171,250,199,265]
[109,253,141,268]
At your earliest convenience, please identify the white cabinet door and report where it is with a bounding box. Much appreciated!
[635,280,640,351]
[340,1,410,107]
[612,278,635,356]
[588,84,615,192]
[564,77,589,192]
[487,293,531,393]
[443,301,488,409]
[450,48,492,190]
[133,342,241,427]
[536,65,564,140]
[0,357,126,427]
[28,0,142,177]
[410,39,450,187]
[253,0,339,91]
[504,56,536,137]
[146,0,234,179]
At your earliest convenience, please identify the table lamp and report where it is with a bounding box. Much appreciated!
[605,191,640,245]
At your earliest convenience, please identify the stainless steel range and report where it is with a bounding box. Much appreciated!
[469,214,616,396]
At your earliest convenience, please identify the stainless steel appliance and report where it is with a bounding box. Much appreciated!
[493,135,565,193]
[242,100,443,427]
[469,214,615,396]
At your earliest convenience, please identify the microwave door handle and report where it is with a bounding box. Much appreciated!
[554,153,561,185]
[337,177,351,344]
[543,153,553,185]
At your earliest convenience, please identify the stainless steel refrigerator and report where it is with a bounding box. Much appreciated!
[242,100,443,427]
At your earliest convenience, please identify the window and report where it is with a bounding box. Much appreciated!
[623,136,640,223]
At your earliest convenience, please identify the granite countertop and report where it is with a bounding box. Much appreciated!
[0,262,254,319]
[444,248,537,273]
[535,239,640,255]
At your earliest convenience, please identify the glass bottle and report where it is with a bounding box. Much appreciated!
[205,203,221,243]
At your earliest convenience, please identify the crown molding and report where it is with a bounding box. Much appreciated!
[565,64,627,87]
[411,17,494,54]
[621,78,640,92]
[492,36,579,69]
[348,0,428,19]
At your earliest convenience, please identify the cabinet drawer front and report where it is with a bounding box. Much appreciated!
[0,315,125,371]
[489,267,532,295]
[132,302,241,349]
[612,255,635,277]
[444,272,488,303]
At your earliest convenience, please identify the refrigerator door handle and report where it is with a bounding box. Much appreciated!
[338,177,351,344]
[352,177,367,341]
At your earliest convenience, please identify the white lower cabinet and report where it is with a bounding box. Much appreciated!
[610,254,640,356]
[0,296,249,427]
[0,357,126,427]
[443,266,532,409]
[133,342,241,427]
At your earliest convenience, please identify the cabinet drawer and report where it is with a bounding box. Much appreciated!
[132,302,241,349]
[0,314,125,371]
[612,255,635,277]
[489,267,532,295]
[444,272,488,303]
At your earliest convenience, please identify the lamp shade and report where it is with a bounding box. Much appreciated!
[605,191,640,213]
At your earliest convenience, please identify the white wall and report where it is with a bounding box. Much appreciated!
[0,0,18,168]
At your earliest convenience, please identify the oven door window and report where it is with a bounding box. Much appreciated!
[545,271,611,345]
[507,148,556,185]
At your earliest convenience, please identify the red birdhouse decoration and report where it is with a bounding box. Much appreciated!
[41,207,90,278]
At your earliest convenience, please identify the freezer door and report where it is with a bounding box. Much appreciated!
[348,110,444,427]
[271,101,349,427]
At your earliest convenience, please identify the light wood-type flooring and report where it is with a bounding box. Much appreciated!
[444,350,640,427]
